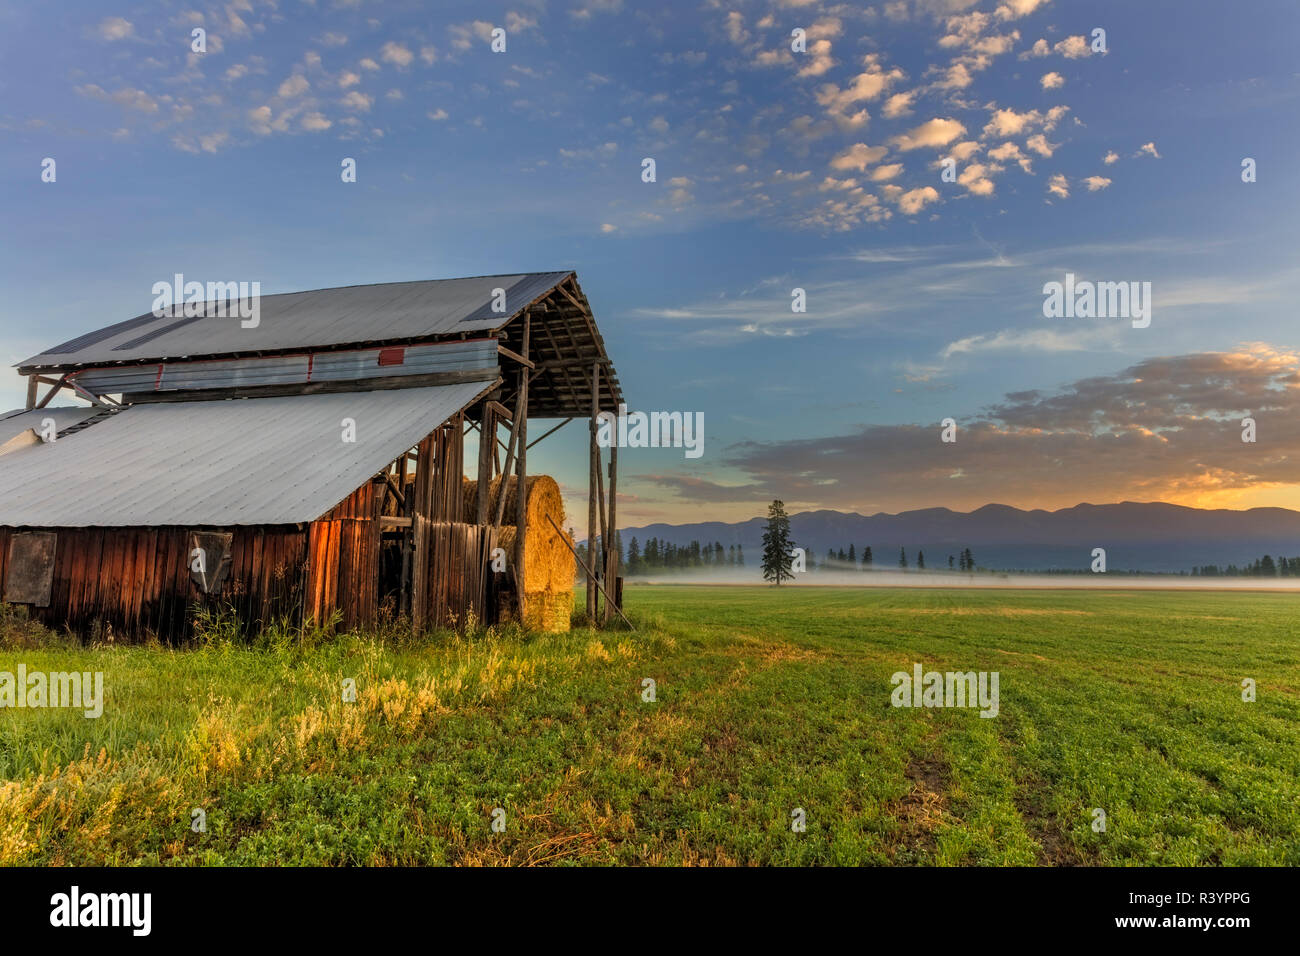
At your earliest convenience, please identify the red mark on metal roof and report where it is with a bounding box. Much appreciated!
[378,348,406,367]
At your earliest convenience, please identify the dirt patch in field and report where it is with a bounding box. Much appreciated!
[1013,782,1083,866]
[887,754,953,862]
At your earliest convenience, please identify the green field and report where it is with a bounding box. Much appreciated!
[1,586,1297,866]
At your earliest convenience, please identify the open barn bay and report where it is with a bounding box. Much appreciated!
[1,587,1296,866]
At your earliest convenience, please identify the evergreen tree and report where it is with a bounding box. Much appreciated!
[761,499,795,585]
[948,554,954,569]
[848,544,856,566]
[627,537,641,575]
[863,546,872,567]
[917,550,925,570]
[899,547,907,569]
[736,544,745,567]
[826,548,836,569]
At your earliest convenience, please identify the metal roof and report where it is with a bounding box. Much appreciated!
[19,272,572,369]
[0,407,96,446]
[0,382,492,527]
[70,338,498,397]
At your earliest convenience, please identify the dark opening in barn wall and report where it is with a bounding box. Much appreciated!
[189,531,233,594]
[4,531,57,606]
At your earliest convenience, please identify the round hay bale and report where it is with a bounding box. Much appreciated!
[463,476,563,528]
[498,585,574,633]
[463,476,573,593]
[492,523,574,593]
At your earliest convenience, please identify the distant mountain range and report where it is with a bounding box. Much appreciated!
[614,502,1300,572]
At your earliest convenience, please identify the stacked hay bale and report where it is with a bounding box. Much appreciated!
[462,475,575,632]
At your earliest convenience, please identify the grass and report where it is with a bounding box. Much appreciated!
[0,586,1297,866]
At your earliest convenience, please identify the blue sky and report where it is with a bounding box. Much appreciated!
[2,0,1299,525]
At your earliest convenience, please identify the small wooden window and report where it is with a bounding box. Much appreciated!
[188,532,233,595]
[4,532,57,607]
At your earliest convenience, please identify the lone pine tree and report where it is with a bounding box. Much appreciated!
[761,499,794,585]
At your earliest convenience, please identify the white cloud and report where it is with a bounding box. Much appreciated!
[1055,35,1090,58]
[1040,71,1064,90]
[995,0,1052,19]
[1047,173,1069,198]
[341,91,373,111]
[988,140,1032,172]
[816,56,904,128]
[892,117,966,151]
[1025,132,1054,157]
[380,42,414,68]
[301,112,332,131]
[958,162,997,195]
[1021,38,1050,58]
[278,74,309,98]
[830,142,889,172]
[1103,150,1119,165]
[1082,175,1111,191]
[897,186,940,214]
[882,90,917,118]
[97,17,134,41]
[1137,142,1161,159]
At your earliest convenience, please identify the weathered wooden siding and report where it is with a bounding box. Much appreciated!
[414,520,497,629]
[0,412,503,641]
[304,478,383,630]
[0,524,307,640]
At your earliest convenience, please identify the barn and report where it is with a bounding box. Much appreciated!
[0,272,626,640]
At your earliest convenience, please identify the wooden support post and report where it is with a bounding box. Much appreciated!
[604,440,619,624]
[35,374,69,410]
[25,375,38,410]
[493,392,525,530]
[587,363,600,623]
[548,515,634,630]
[513,314,530,621]
[398,450,411,617]
[476,405,494,526]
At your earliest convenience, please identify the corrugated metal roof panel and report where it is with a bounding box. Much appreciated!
[0,383,491,527]
[0,407,97,445]
[71,339,499,395]
[20,272,571,368]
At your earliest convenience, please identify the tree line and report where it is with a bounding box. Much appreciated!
[577,536,748,575]
[1191,555,1300,577]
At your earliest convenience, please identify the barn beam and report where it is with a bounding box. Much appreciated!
[497,343,535,370]
[526,417,572,450]
[476,402,494,526]
[587,362,600,623]
[34,374,70,409]
[604,439,619,625]
[25,375,38,409]
[513,312,530,622]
